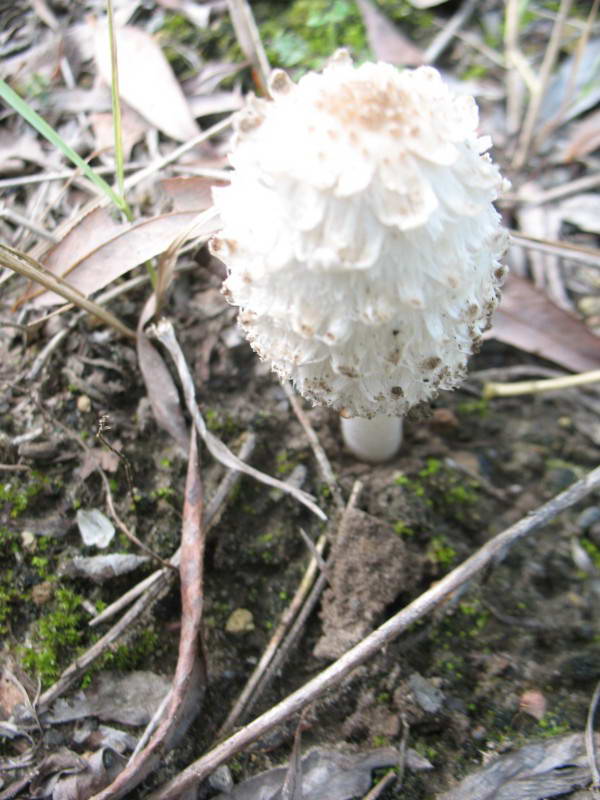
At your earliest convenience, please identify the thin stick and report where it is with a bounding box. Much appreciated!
[484,369,600,399]
[283,382,344,512]
[90,433,256,626]
[585,681,600,791]
[218,532,327,736]
[145,464,600,800]
[151,318,326,520]
[512,0,574,169]
[423,0,479,65]
[510,230,600,269]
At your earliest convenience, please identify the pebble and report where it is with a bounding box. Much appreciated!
[225,608,254,634]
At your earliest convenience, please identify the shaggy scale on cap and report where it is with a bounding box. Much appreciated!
[210,50,508,419]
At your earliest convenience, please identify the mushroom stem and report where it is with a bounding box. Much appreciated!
[340,415,403,463]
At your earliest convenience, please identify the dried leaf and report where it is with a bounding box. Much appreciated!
[93,22,199,142]
[28,207,217,307]
[64,554,150,584]
[137,295,190,454]
[76,509,115,549]
[539,38,600,127]
[438,732,595,800]
[215,747,401,800]
[83,671,171,726]
[562,108,600,161]
[90,103,148,161]
[355,0,424,65]
[489,274,600,373]
[161,175,225,212]
[559,193,600,234]
[51,748,126,800]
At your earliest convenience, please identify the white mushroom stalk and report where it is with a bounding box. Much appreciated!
[210,51,508,462]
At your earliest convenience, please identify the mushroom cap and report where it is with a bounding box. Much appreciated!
[210,50,508,418]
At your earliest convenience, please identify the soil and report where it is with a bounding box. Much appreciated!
[2,271,600,798]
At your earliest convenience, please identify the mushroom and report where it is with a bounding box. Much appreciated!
[209,50,508,462]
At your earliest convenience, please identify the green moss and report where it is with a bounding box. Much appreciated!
[393,520,414,537]
[456,398,489,417]
[98,628,160,672]
[427,535,457,568]
[21,588,85,686]
[580,538,600,570]
[0,472,47,518]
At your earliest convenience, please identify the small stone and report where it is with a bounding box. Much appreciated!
[208,765,233,792]
[77,395,92,413]
[408,673,444,714]
[225,608,254,634]
[21,531,36,551]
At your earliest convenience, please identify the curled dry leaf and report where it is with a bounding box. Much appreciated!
[561,108,600,162]
[488,274,600,373]
[438,732,596,800]
[93,21,200,142]
[26,206,219,307]
[355,0,424,65]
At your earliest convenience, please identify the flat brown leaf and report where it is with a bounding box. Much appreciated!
[28,207,217,307]
[488,274,600,372]
[355,0,424,65]
[90,102,148,161]
[562,108,600,161]
[93,21,200,142]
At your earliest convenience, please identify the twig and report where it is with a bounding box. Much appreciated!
[92,434,207,800]
[504,0,526,136]
[484,369,600,399]
[236,482,362,725]
[586,681,600,792]
[512,0,574,169]
[283,382,344,512]
[535,0,600,146]
[145,464,600,799]
[510,230,600,269]
[218,532,327,736]
[515,172,600,206]
[90,432,256,627]
[150,318,326,520]
[423,0,479,65]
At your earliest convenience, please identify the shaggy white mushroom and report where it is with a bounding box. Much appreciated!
[209,50,508,462]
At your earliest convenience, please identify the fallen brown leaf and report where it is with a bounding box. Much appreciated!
[93,21,200,142]
[488,274,600,372]
[355,0,424,65]
[27,207,217,307]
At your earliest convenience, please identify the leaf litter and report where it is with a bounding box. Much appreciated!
[2,2,600,800]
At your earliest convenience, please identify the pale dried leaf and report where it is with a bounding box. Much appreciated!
[438,732,596,800]
[76,509,115,549]
[84,671,171,726]
[30,208,218,307]
[408,0,449,6]
[215,747,401,800]
[93,21,199,142]
[488,274,600,373]
[90,103,148,161]
[539,38,600,127]
[355,0,424,65]
[137,296,190,454]
[559,193,600,234]
[160,175,223,212]
[562,108,600,161]
[64,554,150,584]
[52,748,126,800]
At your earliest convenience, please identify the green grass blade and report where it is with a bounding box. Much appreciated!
[106,0,129,215]
[0,78,129,215]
